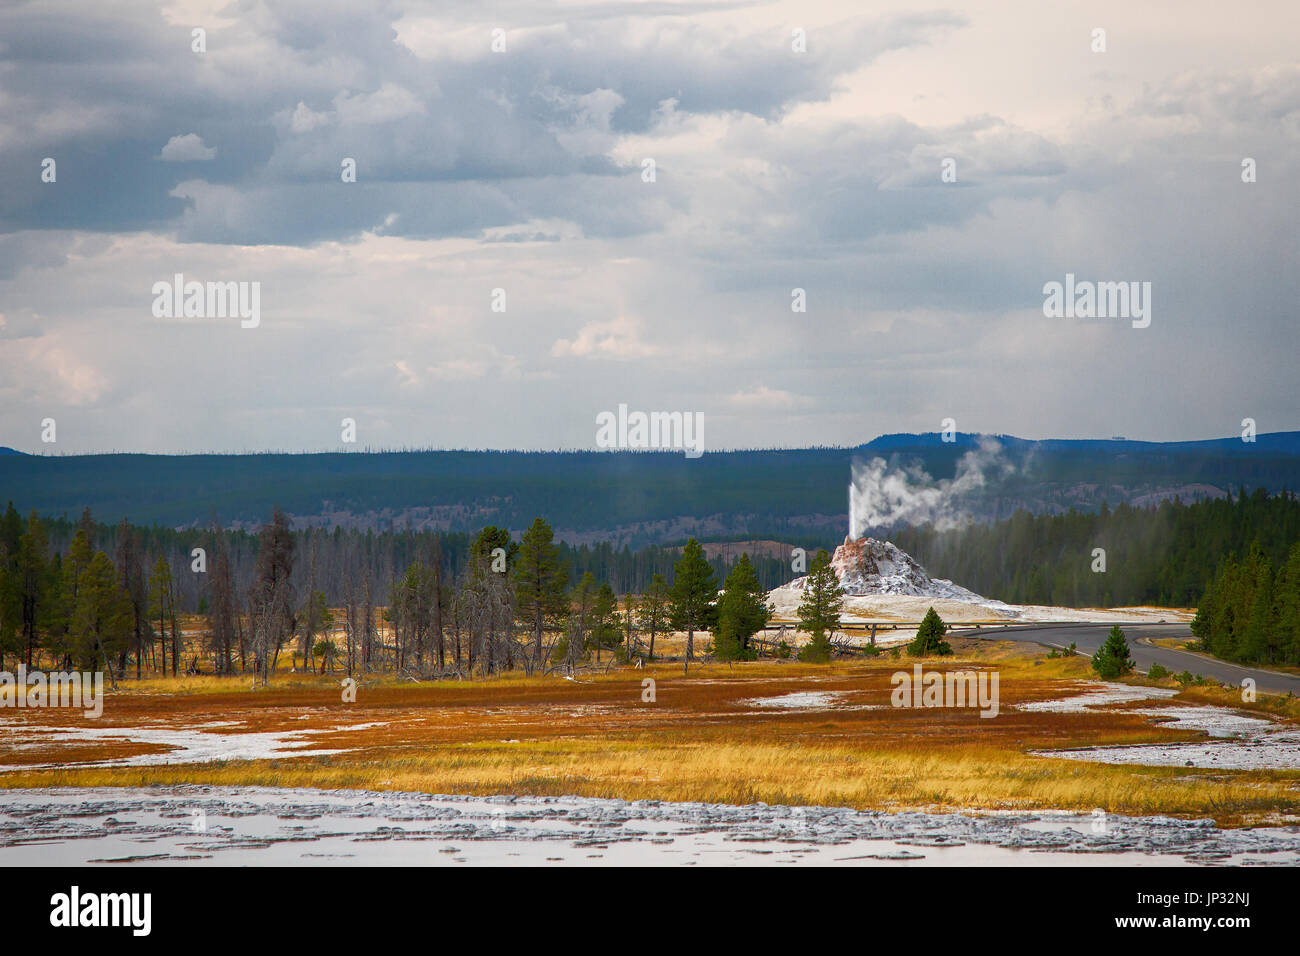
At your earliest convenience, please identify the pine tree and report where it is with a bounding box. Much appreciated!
[637,573,670,661]
[514,517,569,673]
[557,571,598,669]
[1277,542,1300,665]
[669,538,718,673]
[1091,624,1134,678]
[57,528,95,667]
[590,582,621,661]
[70,551,132,680]
[472,526,518,570]
[1190,564,1219,649]
[299,588,332,672]
[796,549,843,662]
[1241,555,1276,664]
[714,554,770,661]
[0,502,23,667]
[907,606,952,656]
[15,512,50,670]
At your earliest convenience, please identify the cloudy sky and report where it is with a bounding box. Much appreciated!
[1,0,1296,454]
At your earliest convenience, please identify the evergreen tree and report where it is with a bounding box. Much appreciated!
[1211,554,1243,659]
[299,589,332,672]
[57,528,95,667]
[637,573,670,660]
[668,538,717,673]
[472,526,518,570]
[1190,564,1219,648]
[0,502,22,667]
[513,517,569,673]
[590,582,622,661]
[557,571,598,668]
[1241,558,1276,664]
[1091,624,1135,678]
[796,549,843,662]
[69,551,132,680]
[907,606,952,656]
[1276,542,1300,665]
[15,512,51,669]
[714,553,770,661]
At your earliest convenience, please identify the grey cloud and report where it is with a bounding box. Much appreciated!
[0,1,963,245]
[0,2,1296,454]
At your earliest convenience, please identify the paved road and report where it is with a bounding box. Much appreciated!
[955,622,1300,697]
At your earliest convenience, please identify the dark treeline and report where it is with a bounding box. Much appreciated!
[1191,542,1300,666]
[10,509,795,615]
[0,502,798,681]
[893,488,1300,608]
[9,489,1298,678]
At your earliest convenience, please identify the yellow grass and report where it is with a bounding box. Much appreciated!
[4,640,1300,826]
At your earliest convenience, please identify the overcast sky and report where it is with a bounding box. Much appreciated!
[1,0,1296,454]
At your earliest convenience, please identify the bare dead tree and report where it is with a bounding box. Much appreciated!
[248,508,295,686]
[363,571,375,670]
[207,523,238,674]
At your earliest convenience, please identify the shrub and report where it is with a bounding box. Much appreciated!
[798,634,832,663]
[1091,625,1135,679]
[907,607,952,656]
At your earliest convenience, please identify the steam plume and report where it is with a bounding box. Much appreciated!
[848,438,1013,537]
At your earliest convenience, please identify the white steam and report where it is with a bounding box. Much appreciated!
[848,438,1014,537]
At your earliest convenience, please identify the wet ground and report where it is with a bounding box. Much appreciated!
[5,679,1297,772]
[1023,683,1300,770]
[1,786,1298,866]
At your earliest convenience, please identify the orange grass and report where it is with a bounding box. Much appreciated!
[3,642,1299,826]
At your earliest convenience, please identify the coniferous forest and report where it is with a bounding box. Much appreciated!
[2,487,1298,676]
[896,488,1300,609]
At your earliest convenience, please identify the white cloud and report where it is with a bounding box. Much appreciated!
[157,133,216,161]
[551,315,661,360]
[726,387,813,411]
[288,101,331,133]
[333,84,426,126]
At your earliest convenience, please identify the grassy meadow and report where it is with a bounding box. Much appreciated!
[3,636,1300,827]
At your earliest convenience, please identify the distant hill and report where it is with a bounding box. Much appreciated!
[1,432,1298,547]
[0,447,26,456]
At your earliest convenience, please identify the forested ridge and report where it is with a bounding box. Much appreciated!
[3,432,1297,541]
